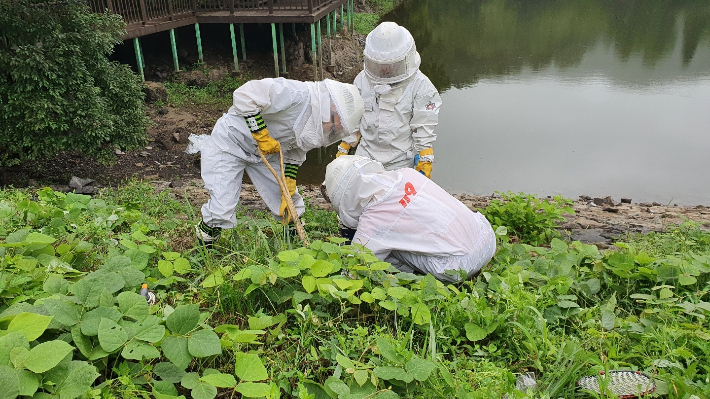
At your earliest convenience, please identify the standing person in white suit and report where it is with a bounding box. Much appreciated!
[334,21,442,241]
[322,155,496,283]
[196,78,364,247]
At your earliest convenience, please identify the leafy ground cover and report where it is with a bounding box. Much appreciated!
[1,182,709,399]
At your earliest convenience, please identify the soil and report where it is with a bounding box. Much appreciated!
[3,29,710,247]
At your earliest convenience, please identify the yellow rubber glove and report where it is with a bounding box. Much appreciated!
[252,128,281,155]
[245,113,281,155]
[335,141,351,158]
[279,176,298,219]
[415,148,433,179]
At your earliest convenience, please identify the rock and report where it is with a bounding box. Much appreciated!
[639,202,653,207]
[69,176,96,194]
[139,151,150,157]
[173,132,181,142]
[648,206,666,214]
[576,218,605,229]
[570,228,611,245]
[579,195,592,201]
[169,180,183,188]
[208,67,228,82]
[621,198,632,204]
[180,71,209,88]
[593,196,615,206]
[159,136,174,150]
[603,207,619,213]
[142,82,168,103]
[114,148,125,155]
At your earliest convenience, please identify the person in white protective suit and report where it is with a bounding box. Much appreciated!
[336,22,442,177]
[322,155,497,283]
[195,78,364,246]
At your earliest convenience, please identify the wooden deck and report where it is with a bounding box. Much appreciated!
[88,0,348,39]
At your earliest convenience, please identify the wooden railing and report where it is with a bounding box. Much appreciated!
[87,0,337,25]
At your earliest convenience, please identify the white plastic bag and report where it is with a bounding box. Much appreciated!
[185,134,210,154]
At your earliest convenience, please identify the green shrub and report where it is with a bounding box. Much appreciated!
[0,0,148,168]
[482,191,574,245]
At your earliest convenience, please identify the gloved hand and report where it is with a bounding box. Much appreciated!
[279,164,298,220]
[414,148,433,179]
[245,113,281,155]
[336,132,359,158]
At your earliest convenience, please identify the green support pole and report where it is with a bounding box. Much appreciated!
[333,10,337,36]
[271,23,279,77]
[311,23,317,80]
[292,23,296,37]
[350,0,354,31]
[240,24,247,61]
[133,37,144,82]
[326,13,331,38]
[170,29,179,72]
[279,23,286,75]
[317,20,323,80]
[195,23,203,63]
[341,5,344,30]
[230,24,239,72]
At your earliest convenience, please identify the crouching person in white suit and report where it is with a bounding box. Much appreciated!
[322,155,496,283]
[196,78,364,247]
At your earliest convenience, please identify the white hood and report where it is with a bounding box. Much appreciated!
[324,155,400,228]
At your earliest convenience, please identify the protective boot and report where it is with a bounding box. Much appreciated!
[196,221,222,249]
[339,226,356,245]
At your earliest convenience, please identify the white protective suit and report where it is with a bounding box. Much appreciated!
[324,156,496,282]
[201,78,362,229]
[343,71,442,170]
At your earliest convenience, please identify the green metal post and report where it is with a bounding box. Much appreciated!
[279,23,286,75]
[326,13,331,38]
[230,24,240,72]
[292,23,296,37]
[133,37,144,81]
[333,10,337,36]
[350,0,354,31]
[271,23,279,77]
[341,5,344,30]
[311,23,317,80]
[317,20,323,80]
[170,29,179,72]
[195,23,203,63]
[240,24,247,61]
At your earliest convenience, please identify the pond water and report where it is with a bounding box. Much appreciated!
[358,0,710,205]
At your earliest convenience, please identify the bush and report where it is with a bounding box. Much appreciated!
[0,0,148,169]
[482,191,574,245]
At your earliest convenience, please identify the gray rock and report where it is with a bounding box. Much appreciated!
[69,176,96,194]
[621,198,632,204]
[593,196,615,206]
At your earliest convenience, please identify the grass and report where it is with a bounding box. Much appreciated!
[164,73,248,109]
[2,182,710,398]
[354,0,402,34]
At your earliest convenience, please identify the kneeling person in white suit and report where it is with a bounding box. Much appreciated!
[196,78,364,246]
[322,155,496,283]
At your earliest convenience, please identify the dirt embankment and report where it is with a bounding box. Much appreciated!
[3,29,710,246]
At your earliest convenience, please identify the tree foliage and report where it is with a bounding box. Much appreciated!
[0,0,148,168]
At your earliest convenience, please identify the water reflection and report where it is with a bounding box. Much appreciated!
[386,0,710,91]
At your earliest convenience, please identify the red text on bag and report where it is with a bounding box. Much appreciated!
[399,182,417,208]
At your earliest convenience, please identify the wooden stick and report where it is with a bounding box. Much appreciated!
[258,149,309,246]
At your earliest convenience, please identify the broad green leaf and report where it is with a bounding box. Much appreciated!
[332,278,353,290]
[410,302,431,325]
[117,291,149,319]
[131,315,166,343]
[24,232,56,245]
[464,323,488,342]
[236,382,270,398]
[234,352,268,382]
[191,382,217,399]
[373,391,399,399]
[248,315,277,330]
[158,260,174,277]
[7,312,53,341]
[0,365,20,399]
[369,262,391,271]
[125,249,150,270]
[336,354,355,369]
[153,380,179,399]
[278,250,300,262]
[371,287,387,300]
[166,305,200,335]
[162,336,192,369]
[302,275,316,293]
[557,300,579,308]
[601,310,616,330]
[276,265,300,278]
[679,274,697,285]
[154,362,186,383]
[379,300,396,311]
[71,325,92,358]
[233,269,252,281]
[405,357,436,382]
[360,292,375,303]
[24,340,73,373]
[353,370,368,386]
[173,258,190,274]
[98,318,128,352]
[325,377,350,396]
[0,333,29,367]
[201,372,236,388]
[10,347,28,369]
[311,260,334,277]
[43,274,70,295]
[80,307,122,336]
[373,366,413,383]
[181,372,201,389]
[41,299,80,327]
[376,338,406,364]
[298,254,316,269]
[188,329,221,358]
[122,340,160,360]
[46,360,99,399]
[17,369,39,396]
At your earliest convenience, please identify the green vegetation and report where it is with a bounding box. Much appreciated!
[1,183,710,398]
[354,0,402,34]
[0,0,149,169]
[164,72,248,109]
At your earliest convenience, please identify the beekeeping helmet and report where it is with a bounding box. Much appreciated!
[323,79,364,138]
[363,22,421,85]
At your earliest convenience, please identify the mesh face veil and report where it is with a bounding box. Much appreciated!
[363,22,421,84]
[323,79,364,142]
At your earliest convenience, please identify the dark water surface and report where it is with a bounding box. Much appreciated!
[307,0,710,204]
